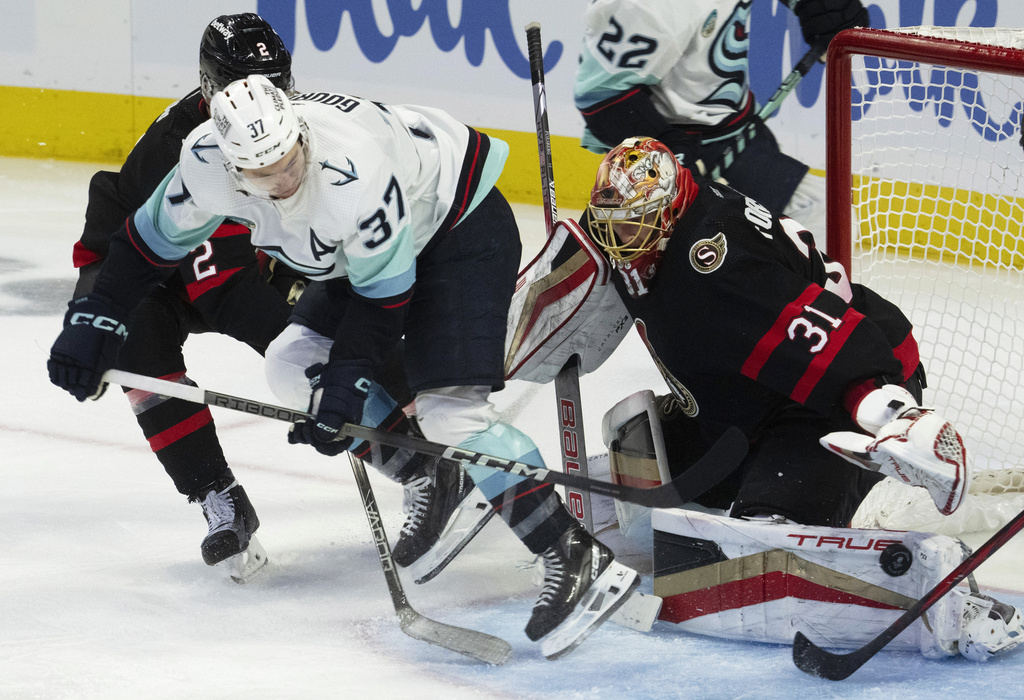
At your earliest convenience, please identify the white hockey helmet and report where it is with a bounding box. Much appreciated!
[210,74,301,170]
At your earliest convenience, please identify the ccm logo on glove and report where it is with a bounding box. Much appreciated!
[68,312,129,338]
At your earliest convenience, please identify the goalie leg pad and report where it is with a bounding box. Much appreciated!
[651,509,967,657]
[600,390,673,542]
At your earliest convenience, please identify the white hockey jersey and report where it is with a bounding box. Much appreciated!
[132,93,508,301]
[575,0,756,149]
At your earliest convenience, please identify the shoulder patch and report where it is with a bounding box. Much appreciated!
[689,232,727,274]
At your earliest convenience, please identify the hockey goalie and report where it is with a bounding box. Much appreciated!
[504,136,1023,663]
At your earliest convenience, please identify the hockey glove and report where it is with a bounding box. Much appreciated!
[821,385,970,516]
[792,0,869,49]
[47,295,129,401]
[288,360,371,456]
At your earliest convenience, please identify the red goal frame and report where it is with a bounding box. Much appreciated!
[825,27,1024,272]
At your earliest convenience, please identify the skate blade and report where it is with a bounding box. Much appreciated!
[608,590,663,632]
[227,535,269,584]
[540,561,641,660]
[409,499,496,584]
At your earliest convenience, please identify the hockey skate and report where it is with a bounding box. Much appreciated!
[392,457,494,584]
[822,408,969,516]
[194,476,267,582]
[957,591,1024,662]
[525,525,640,660]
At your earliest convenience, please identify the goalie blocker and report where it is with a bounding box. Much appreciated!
[652,508,1023,662]
[505,219,631,384]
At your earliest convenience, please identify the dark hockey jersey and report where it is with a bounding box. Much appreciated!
[70,88,300,350]
[610,181,920,438]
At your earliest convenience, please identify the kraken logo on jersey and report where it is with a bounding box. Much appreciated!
[320,158,359,186]
[701,11,717,38]
[702,0,752,111]
[635,319,699,417]
[689,232,727,274]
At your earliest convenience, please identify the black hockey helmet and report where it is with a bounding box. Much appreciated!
[199,13,294,104]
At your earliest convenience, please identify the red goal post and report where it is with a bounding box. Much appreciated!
[825,27,1024,534]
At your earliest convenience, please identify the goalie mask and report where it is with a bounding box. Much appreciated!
[200,13,294,104]
[211,74,309,199]
[587,137,698,297]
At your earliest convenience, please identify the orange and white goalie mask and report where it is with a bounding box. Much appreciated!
[587,137,698,297]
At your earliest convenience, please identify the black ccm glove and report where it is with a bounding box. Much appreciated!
[47,295,128,401]
[288,360,372,456]
[793,0,870,48]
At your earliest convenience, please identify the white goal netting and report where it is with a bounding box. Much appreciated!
[831,28,1024,534]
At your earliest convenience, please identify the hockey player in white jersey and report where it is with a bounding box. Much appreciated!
[574,0,870,244]
[47,75,639,658]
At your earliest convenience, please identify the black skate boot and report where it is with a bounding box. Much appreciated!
[392,456,495,583]
[193,475,260,566]
[525,524,640,659]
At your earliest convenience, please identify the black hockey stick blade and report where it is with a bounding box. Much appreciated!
[103,370,746,508]
[793,505,1024,680]
[349,453,512,665]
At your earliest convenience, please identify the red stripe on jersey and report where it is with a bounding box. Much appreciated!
[210,222,251,238]
[381,294,412,310]
[790,307,865,404]
[72,241,102,269]
[451,131,483,225]
[741,286,822,380]
[579,87,644,116]
[658,569,902,624]
[185,266,243,301]
[147,408,214,452]
[892,332,921,382]
[125,218,178,268]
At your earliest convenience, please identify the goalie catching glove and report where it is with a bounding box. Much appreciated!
[821,384,970,516]
[47,294,129,401]
[288,360,371,456]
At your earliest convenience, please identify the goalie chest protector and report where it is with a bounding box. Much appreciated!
[505,219,631,383]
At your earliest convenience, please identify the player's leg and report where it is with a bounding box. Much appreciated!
[407,187,638,656]
[118,288,259,567]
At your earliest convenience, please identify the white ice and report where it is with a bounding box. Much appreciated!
[1,157,1022,699]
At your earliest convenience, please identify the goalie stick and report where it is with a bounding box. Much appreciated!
[102,369,748,508]
[708,39,828,182]
[793,504,1024,680]
[525,21,595,534]
[348,453,512,665]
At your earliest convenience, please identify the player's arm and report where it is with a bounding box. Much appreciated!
[715,201,913,416]
[48,163,224,401]
[74,91,205,294]
[288,173,416,455]
[574,2,697,153]
[182,227,299,354]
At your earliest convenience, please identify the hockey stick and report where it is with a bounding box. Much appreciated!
[526,21,556,235]
[708,39,828,182]
[526,21,595,533]
[347,453,512,665]
[793,505,1024,680]
[102,369,747,508]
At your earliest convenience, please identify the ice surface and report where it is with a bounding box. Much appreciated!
[1,157,1021,699]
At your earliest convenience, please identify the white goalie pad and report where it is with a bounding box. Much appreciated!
[600,390,673,542]
[504,219,631,383]
[651,509,968,658]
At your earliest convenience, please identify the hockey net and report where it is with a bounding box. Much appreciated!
[825,27,1024,535]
